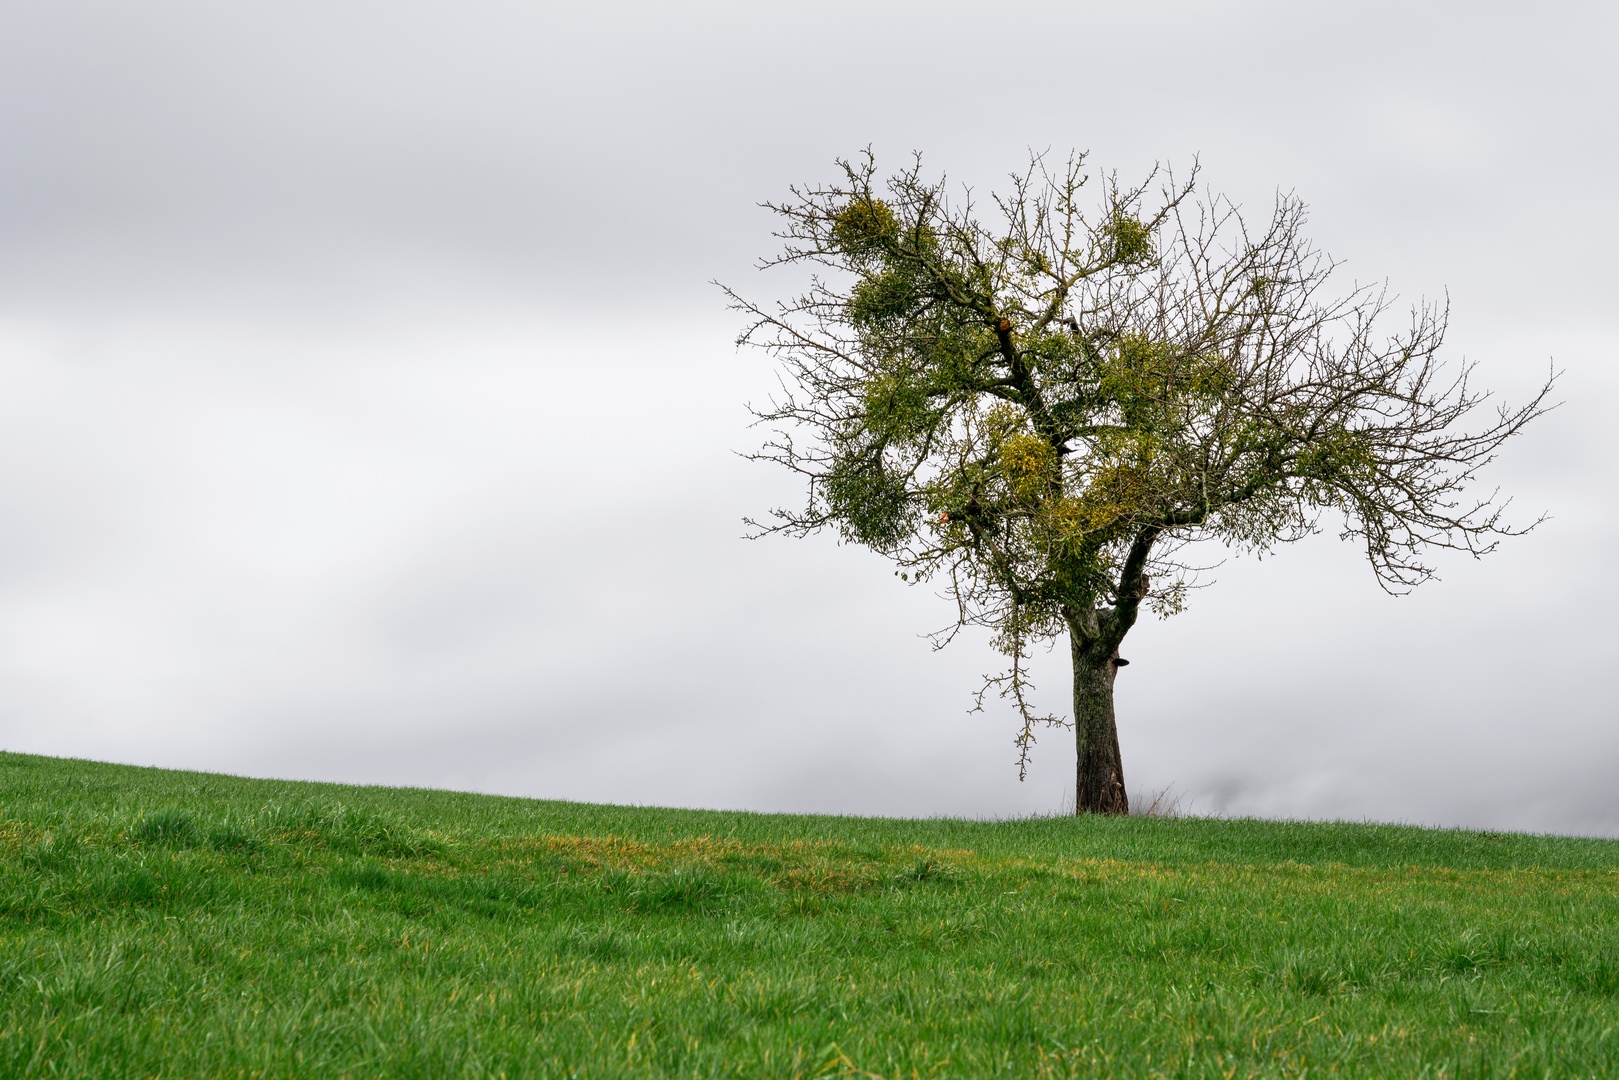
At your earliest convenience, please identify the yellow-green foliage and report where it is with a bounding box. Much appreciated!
[848,268,921,327]
[831,196,900,259]
[997,432,1056,502]
[1295,425,1377,490]
[1102,213,1154,265]
[823,454,911,551]
[1065,460,1150,537]
[1099,335,1228,429]
[861,368,932,443]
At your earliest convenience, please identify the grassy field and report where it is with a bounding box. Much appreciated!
[1,752,1616,1078]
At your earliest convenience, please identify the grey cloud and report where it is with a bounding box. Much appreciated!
[0,0,1613,832]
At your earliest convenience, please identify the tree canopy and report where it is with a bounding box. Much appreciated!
[728,151,1553,811]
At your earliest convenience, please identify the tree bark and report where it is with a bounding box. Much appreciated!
[1071,630,1128,815]
[1065,529,1150,816]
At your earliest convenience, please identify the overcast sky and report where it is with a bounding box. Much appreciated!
[1,0,1614,834]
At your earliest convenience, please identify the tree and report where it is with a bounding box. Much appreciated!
[726,151,1553,814]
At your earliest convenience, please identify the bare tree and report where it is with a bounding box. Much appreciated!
[726,151,1554,814]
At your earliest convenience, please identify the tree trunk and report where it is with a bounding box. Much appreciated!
[1071,633,1128,815]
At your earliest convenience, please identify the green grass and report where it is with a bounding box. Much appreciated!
[1,752,1617,1078]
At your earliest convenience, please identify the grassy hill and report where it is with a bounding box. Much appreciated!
[1,751,1616,1078]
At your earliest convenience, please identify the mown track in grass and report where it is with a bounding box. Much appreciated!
[1,750,1616,1078]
